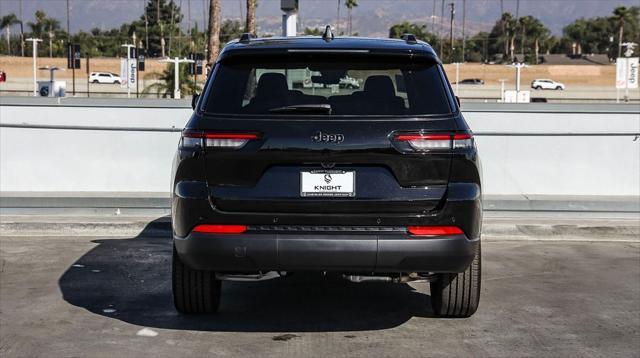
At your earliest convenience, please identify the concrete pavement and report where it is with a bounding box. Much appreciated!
[1,216,639,357]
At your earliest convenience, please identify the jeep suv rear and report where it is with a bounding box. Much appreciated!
[171,34,482,318]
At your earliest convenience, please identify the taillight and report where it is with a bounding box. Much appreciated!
[407,226,464,236]
[181,130,259,149]
[394,132,473,151]
[192,224,247,234]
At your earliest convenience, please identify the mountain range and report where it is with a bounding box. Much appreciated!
[1,0,636,38]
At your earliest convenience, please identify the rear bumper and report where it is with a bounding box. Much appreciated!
[174,232,479,273]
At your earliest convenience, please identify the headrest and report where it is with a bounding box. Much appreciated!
[364,76,396,97]
[256,73,288,99]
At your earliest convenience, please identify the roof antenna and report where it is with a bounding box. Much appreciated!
[322,25,334,42]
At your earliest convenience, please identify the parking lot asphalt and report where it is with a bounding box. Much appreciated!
[1,231,639,357]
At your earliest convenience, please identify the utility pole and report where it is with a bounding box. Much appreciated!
[159,57,194,99]
[19,0,25,56]
[66,0,71,38]
[462,0,466,62]
[144,0,149,50]
[431,0,436,33]
[26,38,42,96]
[336,0,341,34]
[187,0,192,51]
[86,55,90,98]
[449,2,455,62]
[439,0,444,58]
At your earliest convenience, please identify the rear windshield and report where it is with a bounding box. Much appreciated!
[203,59,452,116]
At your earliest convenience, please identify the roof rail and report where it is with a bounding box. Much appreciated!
[239,33,255,44]
[401,33,418,44]
[322,25,335,42]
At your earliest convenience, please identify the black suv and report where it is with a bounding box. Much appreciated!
[171,33,482,318]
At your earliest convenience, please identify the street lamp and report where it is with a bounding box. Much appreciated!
[507,62,528,93]
[26,38,42,96]
[159,57,194,99]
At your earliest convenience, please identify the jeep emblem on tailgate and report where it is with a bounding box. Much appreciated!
[312,131,344,143]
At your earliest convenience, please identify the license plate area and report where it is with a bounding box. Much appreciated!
[300,170,355,197]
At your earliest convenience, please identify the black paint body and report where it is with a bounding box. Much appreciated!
[172,37,482,274]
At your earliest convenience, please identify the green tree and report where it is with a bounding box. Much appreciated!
[137,0,183,57]
[304,27,323,36]
[1,14,21,55]
[487,12,517,61]
[516,15,550,63]
[43,17,61,57]
[220,20,244,45]
[562,7,639,58]
[143,63,200,98]
[389,22,440,57]
[613,6,640,58]
[464,31,490,62]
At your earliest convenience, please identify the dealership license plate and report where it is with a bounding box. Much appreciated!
[300,170,355,197]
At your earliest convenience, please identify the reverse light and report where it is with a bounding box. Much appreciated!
[407,226,464,236]
[181,130,259,149]
[192,224,248,234]
[394,133,474,151]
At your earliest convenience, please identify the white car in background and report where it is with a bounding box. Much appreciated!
[531,79,565,90]
[89,72,121,84]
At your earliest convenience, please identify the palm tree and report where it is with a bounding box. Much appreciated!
[1,14,21,55]
[345,0,357,36]
[43,18,60,58]
[207,0,221,63]
[246,0,257,35]
[613,6,634,58]
[143,63,200,98]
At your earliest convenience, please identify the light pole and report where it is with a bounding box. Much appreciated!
[26,38,42,96]
[159,57,194,99]
[507,62,528,102]
[454,62,460,94]
[507,63,527,92]
[498,79,508,102]
[449,3,455,61]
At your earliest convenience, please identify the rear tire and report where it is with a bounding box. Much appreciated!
[92,80,99,84]
[172,245,221,314]
[430,243,481,318]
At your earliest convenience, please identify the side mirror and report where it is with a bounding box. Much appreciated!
[191,93,200,110]
[455,96,461,107]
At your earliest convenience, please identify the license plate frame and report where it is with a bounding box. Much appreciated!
[300,170,356,197]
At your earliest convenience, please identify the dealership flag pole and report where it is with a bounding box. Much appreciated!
[121,44,136,98]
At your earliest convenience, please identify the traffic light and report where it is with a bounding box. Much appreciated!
[137,48,146,72]
[67,44,81,69]
[188,53,204,75]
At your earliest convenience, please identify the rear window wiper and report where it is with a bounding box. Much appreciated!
[268,104,332,115]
